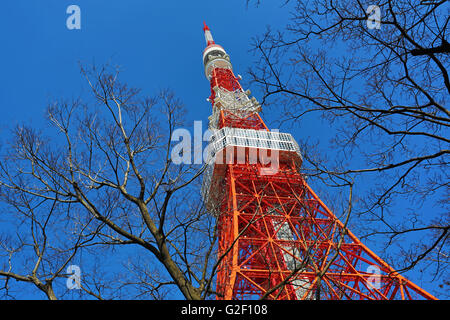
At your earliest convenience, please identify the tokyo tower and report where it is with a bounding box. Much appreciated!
[200,23,436,300]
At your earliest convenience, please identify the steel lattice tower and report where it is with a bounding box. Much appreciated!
[200,23,436,300]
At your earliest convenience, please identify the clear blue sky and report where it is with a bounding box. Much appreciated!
[0,1,442,299]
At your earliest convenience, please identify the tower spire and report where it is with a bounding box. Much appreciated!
[200,23,437,300]
[203,21,215,46]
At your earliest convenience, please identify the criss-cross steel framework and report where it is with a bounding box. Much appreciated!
[200,23,436,300]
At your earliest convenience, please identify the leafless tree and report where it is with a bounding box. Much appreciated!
[0,64,219,300]
[247,0,449,296]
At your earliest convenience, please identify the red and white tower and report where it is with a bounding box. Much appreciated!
[200,23,436,300]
